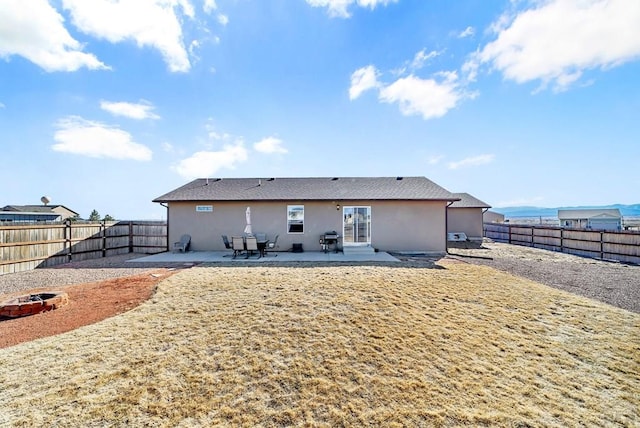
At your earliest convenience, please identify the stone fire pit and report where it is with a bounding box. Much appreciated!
[0,292,69,318]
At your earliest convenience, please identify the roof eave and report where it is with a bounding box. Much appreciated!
[154,197,460,203]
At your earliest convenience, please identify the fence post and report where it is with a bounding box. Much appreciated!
[129,221,134,253]
[508,224,512,244]
[560,228,564,253]
[531,227,534,247]
[600,231,604,260]
[65,219,72,262]
[101,220,107,257]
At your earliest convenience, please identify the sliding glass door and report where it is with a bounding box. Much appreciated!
[343,206,371,246]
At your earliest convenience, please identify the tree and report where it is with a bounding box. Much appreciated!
[103,214,115,222]
[88,209,101,222]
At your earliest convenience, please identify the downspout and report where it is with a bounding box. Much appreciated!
[445,200,455,255]
[482,207,489,239]
[161,203,169,252]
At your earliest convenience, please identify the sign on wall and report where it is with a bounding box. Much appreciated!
[196,205,213,212]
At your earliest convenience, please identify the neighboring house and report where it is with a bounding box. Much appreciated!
[447,193,491,241]
[153,176,460,254]
[558,209,622,231]
[483,210,505,224]
[0,204,79,223]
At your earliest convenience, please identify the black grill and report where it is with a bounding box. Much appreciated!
[320,231,340,253]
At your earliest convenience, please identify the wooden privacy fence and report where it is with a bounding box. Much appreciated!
[0,221,167,274]
[484,223,640,265]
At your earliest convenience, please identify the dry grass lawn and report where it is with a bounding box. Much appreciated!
[0,260,638,427]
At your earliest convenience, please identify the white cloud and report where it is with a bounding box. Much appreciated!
[189,39,200,57]
[177,0,195,18]
[161,142,175,153]
[447,154,495,170]
[410,49,439,71]
[205,120,232,142]
[0,0,108,72]
[62,0,193,72]
[0,102,5,109]
[378,72,464,120]
[203,0,217,14]
[349,65,379,100]
[392,49,441,76]
[100,100,160,120]
[461,57,479,83]
[254,137,288,154]
[52,116,152,161]
[306,0,398,18]
[458,26,475,38]
[217,14,229,26]
[173,142,248,180]
[478,0,640,91]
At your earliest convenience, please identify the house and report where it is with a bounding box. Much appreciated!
[483,210,505,224]
[558,209,622,231]
[153,176,460,254]
[446,193,491,242]
[0,204,79,223]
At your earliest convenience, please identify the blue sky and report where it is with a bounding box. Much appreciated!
[1,0,639,220]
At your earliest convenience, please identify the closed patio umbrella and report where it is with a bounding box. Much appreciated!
[244,206,252,235]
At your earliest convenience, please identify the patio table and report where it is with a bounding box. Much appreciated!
[257,240,269,257]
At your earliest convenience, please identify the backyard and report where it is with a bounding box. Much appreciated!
[0,256,638,426]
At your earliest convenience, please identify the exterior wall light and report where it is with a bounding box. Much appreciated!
[336,204,340,210]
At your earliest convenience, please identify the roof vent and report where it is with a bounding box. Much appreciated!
[396,177,403,181]
[267,178,275,181]
[331,177,339,181]
[258,179,262,186]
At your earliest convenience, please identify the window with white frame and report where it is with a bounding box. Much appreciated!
[287,205,304,233]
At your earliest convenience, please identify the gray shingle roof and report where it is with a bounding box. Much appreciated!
[558,209,621,219]
[153,177,458,202]
[1,205,78,215]
[448,193,491,209]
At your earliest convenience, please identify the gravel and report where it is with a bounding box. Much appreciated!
[447,241,640,314]
[0,254,184,296]
[2,244,638,314]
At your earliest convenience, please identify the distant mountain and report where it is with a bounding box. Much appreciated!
[493,204,640,218]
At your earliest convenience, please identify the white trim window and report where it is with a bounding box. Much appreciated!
[287,205,304,234]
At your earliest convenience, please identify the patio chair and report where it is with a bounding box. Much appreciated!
[173,234,191,253]
[266,234,279,250]
[221,235,234,257]
[266,234,279,254]
[231,236,245,259]
[245,236,259,258]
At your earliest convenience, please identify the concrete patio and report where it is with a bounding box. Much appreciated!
[127,250,400,263]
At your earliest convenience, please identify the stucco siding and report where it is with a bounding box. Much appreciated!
[167,200,447,253]
[448,208,484,239]
[369,200,446,253]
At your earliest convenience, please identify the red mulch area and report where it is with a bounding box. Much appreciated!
[0,269,175,349]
